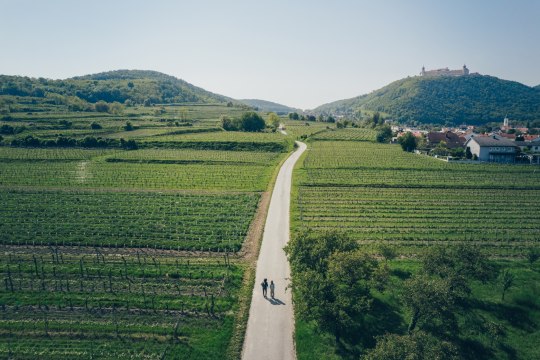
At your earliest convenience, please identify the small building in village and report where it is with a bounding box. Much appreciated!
[465,135,518,163]
[427,131,465,149]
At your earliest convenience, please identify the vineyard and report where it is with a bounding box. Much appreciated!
[0,103,291,358]
[0,247,242,359]
[293,139,540,256]
[310,127,377,141]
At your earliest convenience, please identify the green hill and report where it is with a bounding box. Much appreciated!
[239,99,299,114]
[0,70,231,109]
[315,75,540,125]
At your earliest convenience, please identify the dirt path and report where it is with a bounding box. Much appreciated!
[242,141,306,360]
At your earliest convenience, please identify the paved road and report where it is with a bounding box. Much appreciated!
[242,141,307,360]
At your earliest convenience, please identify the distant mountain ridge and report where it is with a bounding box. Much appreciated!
[314,74,540,125]
[0,69,231,105]
[239,99,299,114]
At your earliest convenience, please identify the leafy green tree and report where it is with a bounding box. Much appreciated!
[124,121,134,131]
[376,125,393,143]
[526,247,540,266]
[365,331,459,360]
[90,122,102,130]
[377,244,397,263]
[288,112,300,120]
[94,101,110,113]
[499,269,515,301]
[220,115,237,131]
[402,274,463,334]
[239,112,265,132]
[398,132,417,152]
[285,230,387,343]
[108,101,124,115]
[465,146,473,159]
[267,112,281,130]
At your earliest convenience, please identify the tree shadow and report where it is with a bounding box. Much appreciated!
[469,299,537,332]
[391,268,412,280]
[454,338,495,360]
[334,298,406,358]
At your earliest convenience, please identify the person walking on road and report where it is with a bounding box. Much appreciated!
[261,278,268,297]
[270,280,275,299]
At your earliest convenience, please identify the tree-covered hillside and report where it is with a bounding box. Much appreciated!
[239,99,299,114]
[315,75,540,125]
[0,70,231,111]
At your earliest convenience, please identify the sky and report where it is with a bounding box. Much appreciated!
[1,0,539,109]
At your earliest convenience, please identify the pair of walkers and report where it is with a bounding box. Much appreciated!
[261,278,275,299]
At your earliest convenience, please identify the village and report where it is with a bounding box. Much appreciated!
[392,116,540,164]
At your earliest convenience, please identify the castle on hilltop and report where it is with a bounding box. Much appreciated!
[421,65,470,77]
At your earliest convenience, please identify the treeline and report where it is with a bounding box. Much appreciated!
[7,135,138,150]
[0,69,230,110]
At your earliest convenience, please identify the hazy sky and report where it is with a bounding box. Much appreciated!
[1,0,539,109]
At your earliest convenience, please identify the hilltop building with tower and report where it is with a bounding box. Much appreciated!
[421,65,470,77]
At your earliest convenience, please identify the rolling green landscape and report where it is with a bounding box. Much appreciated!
[2,68,540,359]
[0,73,295,359]
[314,75,540,125]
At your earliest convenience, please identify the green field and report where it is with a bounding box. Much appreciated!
[0,102,291,358]
[294,140,540,256]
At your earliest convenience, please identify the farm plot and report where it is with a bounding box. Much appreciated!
[283,121,332,138]
[0,247,243,359]
[0,189,259,251]
[293,140,540,255]
[103,148,281,165]
[310,127,377,141]
[0,148,118,161]
[0,161,273,191]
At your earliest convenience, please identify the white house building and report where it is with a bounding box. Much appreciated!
[465,135,518,163]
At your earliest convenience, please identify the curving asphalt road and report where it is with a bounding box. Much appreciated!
[242,141,307,360]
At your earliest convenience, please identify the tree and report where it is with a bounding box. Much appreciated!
[365,331,459,360]
[90,122,102,130]
[220,115,238,131]
[526,247,540,266]
[465,146,472,159]
[285,230,387,344]
[289,112,299,120]
[267,112,281,130]
[377,244,397,263]
[108,101,124,115]
[124,121,134,131]
[499,269,515,301]
[376,125,393,143]
[403,275,463,334]
[239,112,265,132]
[94,100,110,113]
[398,132,417,152]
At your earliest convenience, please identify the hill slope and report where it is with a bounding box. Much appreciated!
[239,99,299,114]
[0,69,231,106]
[315,75,540,125]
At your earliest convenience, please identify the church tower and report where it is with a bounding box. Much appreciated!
[463,64,469,75]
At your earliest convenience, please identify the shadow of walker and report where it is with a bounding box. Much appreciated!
[266,297,286,305]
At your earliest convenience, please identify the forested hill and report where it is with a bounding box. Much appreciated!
[239,99,299,114]
[314,75,540,125]
[0,70,231,107]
